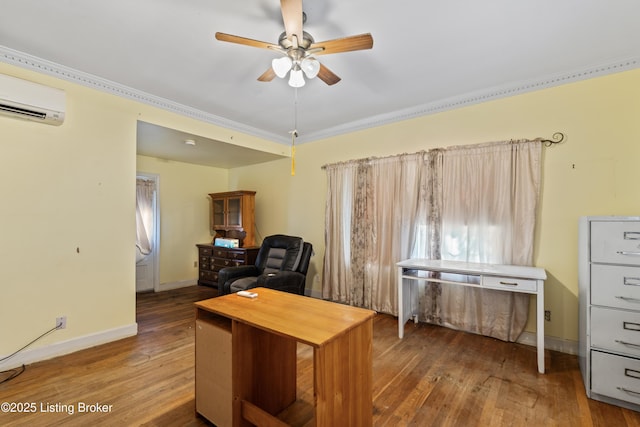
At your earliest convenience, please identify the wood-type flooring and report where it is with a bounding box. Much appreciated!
[1,285,639,426]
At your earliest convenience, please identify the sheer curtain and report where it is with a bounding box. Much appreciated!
[322,140,542,341]
[433,140,542,340]
[136,178,155,259]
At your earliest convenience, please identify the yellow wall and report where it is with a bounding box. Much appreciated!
[2,58,639,356]
[136,156,228,285]
[0,62,279,359]
[230,68,640,342]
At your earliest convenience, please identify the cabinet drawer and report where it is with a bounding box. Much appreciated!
[199,256,211,269]
[482,275,538,292]
[591,306,640,357]
[591,264,640,310]
[200,269,218,282]
[591,221,640,266]
[213,258,243,269]
[199,247,213,257]
[213,248,229,258]
[226,250,247,261]
[592,350,640,406]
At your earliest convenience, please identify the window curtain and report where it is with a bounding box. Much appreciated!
[322,153,440,312]
[136,178,155,257]
[433,140,541,340]
[322,140,541,341]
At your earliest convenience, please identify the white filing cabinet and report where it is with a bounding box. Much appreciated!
[579,216,640,411]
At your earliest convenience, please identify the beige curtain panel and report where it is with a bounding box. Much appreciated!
[322,139,542,342]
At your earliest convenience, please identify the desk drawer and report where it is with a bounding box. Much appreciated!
[482,275,537,292]
[592,350,640,406]
[591,306,640,357]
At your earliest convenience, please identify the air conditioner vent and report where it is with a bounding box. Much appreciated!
[0,103,47,120]
[0,73,65,126]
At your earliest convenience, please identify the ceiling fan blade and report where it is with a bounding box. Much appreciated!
[317,63,341,86]
[257,67,276,82]
[280,0,304,41]
[215,32,280,50]
[310,33,374,56]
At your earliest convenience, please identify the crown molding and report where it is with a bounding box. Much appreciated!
[0,45,288,144]
[2,45,638,146]
[297,56,640,143]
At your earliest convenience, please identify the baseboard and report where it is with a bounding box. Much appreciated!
[517,331,578,355]
[0,323,138,371]
[156,279,197,292]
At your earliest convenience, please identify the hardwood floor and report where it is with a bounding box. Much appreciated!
[1,286,639,426]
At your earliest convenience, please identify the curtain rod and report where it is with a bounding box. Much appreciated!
[528,132,565,147]
[321,132,566,170]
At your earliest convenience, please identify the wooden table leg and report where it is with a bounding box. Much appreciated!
[314,319,373,426]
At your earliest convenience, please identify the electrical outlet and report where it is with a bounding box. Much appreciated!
[56,316,67,329]
[544,310,551,322]
[194,261,198,268]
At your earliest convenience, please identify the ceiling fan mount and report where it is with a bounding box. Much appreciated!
[277,30,315,51]
[215,0,373,87]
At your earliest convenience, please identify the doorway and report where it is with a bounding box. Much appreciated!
[136,173,160,292]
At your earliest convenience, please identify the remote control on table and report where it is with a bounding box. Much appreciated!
[237,290,258,299]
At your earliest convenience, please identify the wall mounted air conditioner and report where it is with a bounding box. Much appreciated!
[0,73,65,126]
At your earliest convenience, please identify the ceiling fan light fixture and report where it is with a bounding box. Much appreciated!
[272,56,293,78]
[288,68,305,88]
[301,57,320,79]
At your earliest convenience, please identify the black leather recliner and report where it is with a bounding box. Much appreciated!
[217,234,313,296]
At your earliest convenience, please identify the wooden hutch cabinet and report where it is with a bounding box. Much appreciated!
[209,190,256,247]
[197,191,258,288]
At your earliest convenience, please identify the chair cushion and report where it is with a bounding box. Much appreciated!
[229,276,258,292]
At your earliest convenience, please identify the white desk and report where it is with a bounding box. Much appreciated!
[397,259,547,373]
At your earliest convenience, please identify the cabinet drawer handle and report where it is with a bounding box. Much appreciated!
[616,296,640,303]
[617,251,640,256]
[623,322,640,332]
[625,368,640,380]
[624,277,640,286]
[499,281,519,286]
[618,386,640,396]
[616,339,640,348]
[624,232,640,240]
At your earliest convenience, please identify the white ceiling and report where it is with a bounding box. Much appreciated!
[2,1,640,167]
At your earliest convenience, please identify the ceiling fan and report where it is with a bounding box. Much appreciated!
[215,0,373,87]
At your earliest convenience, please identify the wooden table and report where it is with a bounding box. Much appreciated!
[397,259,547,373]
[195,287,376,426]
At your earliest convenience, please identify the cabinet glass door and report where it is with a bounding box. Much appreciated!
[227,197,242,227]
[212,199,225,228]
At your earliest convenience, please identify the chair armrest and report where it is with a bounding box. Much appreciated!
[257,271,307,295]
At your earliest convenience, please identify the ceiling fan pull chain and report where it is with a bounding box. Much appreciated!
[291,132,296,176]
[290,88,298,176]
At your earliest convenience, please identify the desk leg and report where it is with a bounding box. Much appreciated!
[315,318,373,427]
[537,281,545,374]
[398,266,404,338]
